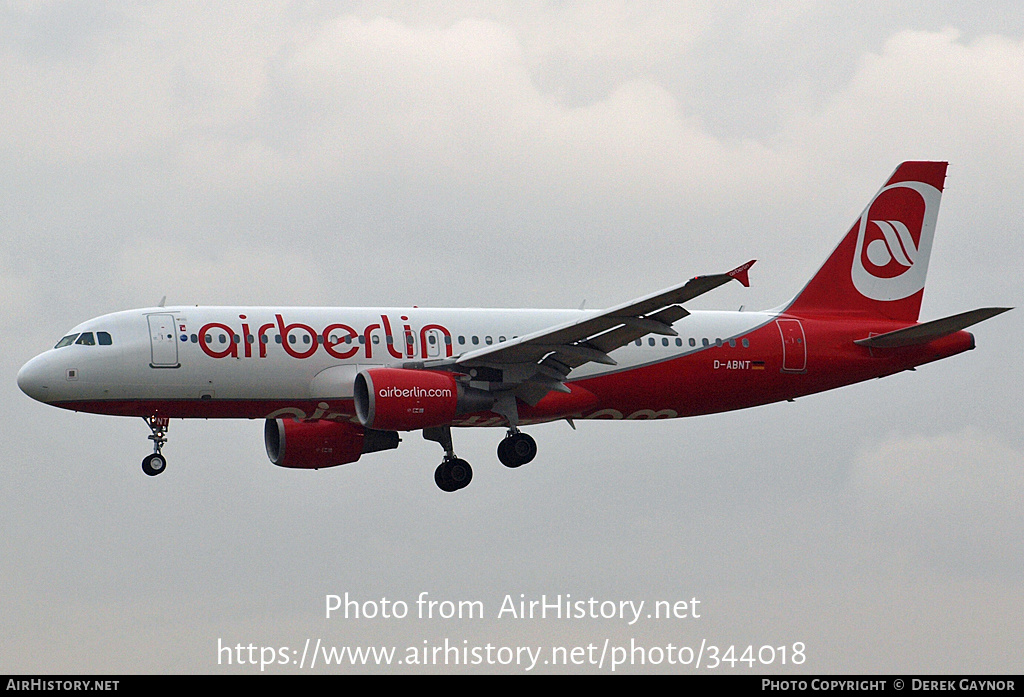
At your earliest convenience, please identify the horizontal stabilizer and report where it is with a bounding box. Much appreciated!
[854,307,1012,349]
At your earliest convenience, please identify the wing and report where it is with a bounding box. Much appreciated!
[413,260,755,408]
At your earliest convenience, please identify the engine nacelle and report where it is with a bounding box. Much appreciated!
[264,418,399,469]
[354,368,493,431]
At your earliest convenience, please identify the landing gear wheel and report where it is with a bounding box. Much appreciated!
[142,415,170,477]
[498,432,537,468]
[497,437,513,467]
[142,453,166,476]
[434,457,473,492]
[434,462,452,491]
[448,458,472,488]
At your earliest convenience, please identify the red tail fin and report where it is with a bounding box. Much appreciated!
[784,162,948,322]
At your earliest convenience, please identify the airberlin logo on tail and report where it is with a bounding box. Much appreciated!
[851,181,942,302]
[866,219,917,271]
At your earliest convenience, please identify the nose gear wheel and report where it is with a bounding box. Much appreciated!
[141,415,169,476]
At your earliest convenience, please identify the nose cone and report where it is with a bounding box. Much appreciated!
[17,353,53,403]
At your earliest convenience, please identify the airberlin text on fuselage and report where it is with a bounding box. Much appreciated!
[197,314,453,361]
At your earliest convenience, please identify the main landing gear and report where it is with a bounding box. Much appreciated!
[424,425,538,492]
[424,426,472,492]
[497,429,537,468]
[434,457,473,492]
[141,416,169,476]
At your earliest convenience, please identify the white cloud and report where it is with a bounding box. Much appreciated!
[850,428,1024,570]
[780,28,1024,174]
[113,238,330,306]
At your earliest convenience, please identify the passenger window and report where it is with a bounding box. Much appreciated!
[75,333,95,346]
[689,338,696,347]
[635,339,642,346]
[702,338,709,347]
[648,338,655,346]
[458,336,466,345]
[55,334,79,349]
[472,336,479,345]
[485,336,493,345]
[662,338,669,346]
[742,338,750,348]
[729,339,736,348]
[675,338,682,346]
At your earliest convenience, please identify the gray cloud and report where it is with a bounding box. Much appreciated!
[2,2,1021,673]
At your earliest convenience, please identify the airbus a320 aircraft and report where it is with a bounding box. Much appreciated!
[18,162,1009,491]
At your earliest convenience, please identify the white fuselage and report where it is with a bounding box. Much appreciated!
[18,305,775,420]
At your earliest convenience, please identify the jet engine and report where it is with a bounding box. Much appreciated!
[264,418,399,469]
[353,367,493,431]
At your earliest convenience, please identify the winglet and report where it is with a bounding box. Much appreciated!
[727,260,756,288]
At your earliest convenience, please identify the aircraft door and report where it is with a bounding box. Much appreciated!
[776,319,806,373]
[148,314,180,368]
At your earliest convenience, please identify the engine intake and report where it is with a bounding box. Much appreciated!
[264,418,399,469]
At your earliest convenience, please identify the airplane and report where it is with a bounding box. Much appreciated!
[17,161,1010,492]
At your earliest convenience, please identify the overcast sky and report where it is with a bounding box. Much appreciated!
[2,1,1021,674]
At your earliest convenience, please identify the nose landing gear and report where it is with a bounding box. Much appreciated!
[142,416,169,476]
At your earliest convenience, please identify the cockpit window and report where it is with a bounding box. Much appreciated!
[54,331,113,349]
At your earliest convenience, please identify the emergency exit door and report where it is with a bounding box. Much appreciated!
[776,319,806,373]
